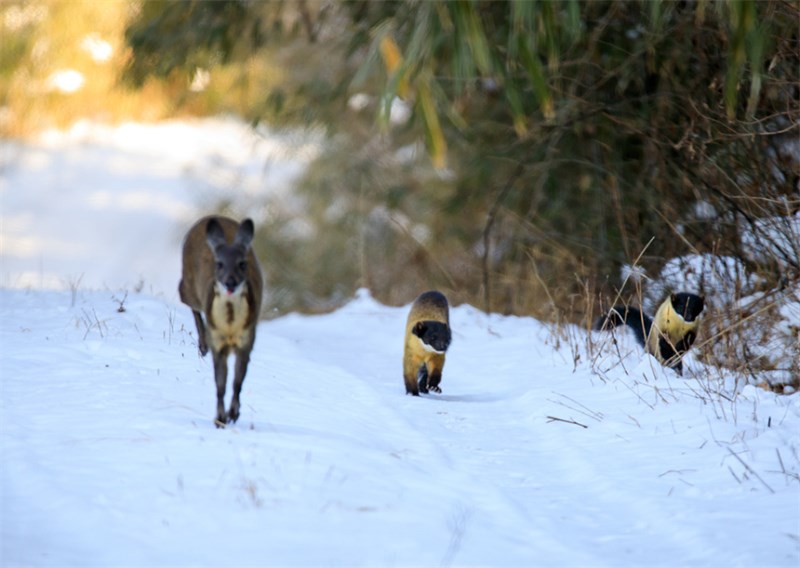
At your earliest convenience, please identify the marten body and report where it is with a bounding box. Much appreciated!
[179,216,263,426]
[403,291,452,395]
[593,292,704,375]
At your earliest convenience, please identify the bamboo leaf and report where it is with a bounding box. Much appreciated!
[565,0,581,42]
[540,0,559,71]
[417,79,447,169]
[511,0,533,32]
[745,19,767,119]
[379,35,409,98]
[517,35,554,120]
[724,0,755,119]
[456,1,493,75]
[504,80,528,137]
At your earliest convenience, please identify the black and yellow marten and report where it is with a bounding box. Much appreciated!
[593,292,705,375]
[403,291,452,395]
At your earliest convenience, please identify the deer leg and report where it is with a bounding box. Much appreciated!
[228,348,251,424]
[212,347,229,427]
[191,310,209,356]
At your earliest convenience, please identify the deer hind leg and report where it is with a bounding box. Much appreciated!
[191,310,209,356]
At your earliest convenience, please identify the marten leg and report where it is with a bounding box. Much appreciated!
[674,331,696,355]
[658,336,683,376]
[427,367,442,393]
[403,356,420,396]
[417,364,429,394]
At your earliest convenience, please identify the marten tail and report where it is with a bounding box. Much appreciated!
[593,306,652,348]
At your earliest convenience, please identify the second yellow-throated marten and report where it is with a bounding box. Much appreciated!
[403,291,452,395]
[593,292,705,375]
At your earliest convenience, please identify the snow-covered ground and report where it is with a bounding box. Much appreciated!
[1,120,799,566]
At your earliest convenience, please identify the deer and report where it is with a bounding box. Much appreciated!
[179,216,263,427]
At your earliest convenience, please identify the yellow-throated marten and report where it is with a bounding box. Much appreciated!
[403,291,452,395]
[593,292,704,375]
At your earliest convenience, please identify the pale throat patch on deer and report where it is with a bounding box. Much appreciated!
[209,282,251,348]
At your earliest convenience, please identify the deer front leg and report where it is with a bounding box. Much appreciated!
[228,348,251,424]
[212,347,229,427]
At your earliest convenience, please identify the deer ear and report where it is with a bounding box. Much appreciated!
[205,218,226,250]
[235,219,255,248]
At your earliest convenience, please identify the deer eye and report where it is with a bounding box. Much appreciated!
[238,261,247,271]
[215,261,223,271]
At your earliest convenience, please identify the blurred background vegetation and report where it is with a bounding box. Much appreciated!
[3,0,798,379]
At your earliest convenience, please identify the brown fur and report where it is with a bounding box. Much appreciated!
[179,216,263,335]
[403,291,450,396]
[179,215,263,426]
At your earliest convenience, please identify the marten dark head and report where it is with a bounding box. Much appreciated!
[412,320,451,354]
[670,292,705,323]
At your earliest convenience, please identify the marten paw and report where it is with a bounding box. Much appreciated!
[429,385,442,394]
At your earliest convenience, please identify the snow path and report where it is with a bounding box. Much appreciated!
[2,288,798,566]
[1,118,315,297]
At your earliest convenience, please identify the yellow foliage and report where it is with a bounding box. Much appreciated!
[379,35,409,98]
[417,81,446,170]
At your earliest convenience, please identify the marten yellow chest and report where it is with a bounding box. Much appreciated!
[406,333,446,366]
[650,302,699,345]
[646,299,699,359]
[209,284,252,349]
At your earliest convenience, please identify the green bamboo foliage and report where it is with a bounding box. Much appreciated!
[725,0,750,118]
[117,0,799,330]
[367,0,781,160]
[417,77,447,169]
[371,0,580,164]
[724,0,770,119]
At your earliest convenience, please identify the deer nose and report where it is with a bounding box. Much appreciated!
[225,279,238,293]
